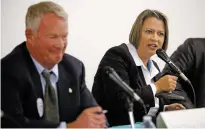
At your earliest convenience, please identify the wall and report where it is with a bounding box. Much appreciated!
[1,0,205,90]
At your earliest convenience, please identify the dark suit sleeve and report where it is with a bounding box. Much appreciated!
[79,63,99,109]
[1,73,60,128]
[162,38,195,108]
[163,38,195,77]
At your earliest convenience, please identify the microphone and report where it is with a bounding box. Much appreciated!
[156,48,196,106]
[104,66,147,114]
[156,49,190,83]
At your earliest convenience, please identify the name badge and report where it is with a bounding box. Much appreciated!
[36,98,43,117]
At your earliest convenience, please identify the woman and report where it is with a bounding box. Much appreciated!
[92,9,185,126]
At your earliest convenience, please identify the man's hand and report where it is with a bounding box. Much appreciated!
[67,106,106,128]
[154,75,178,93]
[165,103,185,111]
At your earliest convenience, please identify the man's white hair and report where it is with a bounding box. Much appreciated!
[26,1,68,32]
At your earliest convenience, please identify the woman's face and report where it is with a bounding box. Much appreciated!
[137,17,165,58]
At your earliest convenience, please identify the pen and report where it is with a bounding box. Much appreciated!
[101,110,108,114]
[97,110,108,114]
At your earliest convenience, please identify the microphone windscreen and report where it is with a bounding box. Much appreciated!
[104,66,114,74]
[156,48,170,63]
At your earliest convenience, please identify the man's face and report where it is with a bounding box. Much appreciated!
[28,13,68,68]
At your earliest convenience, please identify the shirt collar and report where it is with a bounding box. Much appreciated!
[30,55,59,80]
[126,43,159,78]
[126,43,144,67]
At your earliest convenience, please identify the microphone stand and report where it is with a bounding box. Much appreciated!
[125,97,135,129]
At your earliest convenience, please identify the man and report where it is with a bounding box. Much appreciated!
[1,1,106,128]
[163,38,205,108]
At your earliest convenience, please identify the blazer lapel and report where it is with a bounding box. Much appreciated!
[57,64,76,121]
[122,44,147,88]
[29,68,44,99]
[135,66,147,87]
[23,43,43,99]
[21,43,44,118]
